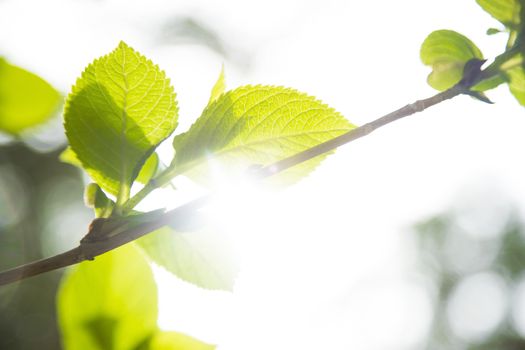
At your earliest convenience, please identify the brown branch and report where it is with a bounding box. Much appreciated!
[0,85,464,287]
[256,86,462,178]
[0,196,208,286]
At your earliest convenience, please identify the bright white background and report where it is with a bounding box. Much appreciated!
[1,0,525,349]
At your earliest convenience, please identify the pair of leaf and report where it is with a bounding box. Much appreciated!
[420,0,525,106]
[0,58,61,134]
[58,243,214,350]
[64,42,354,291]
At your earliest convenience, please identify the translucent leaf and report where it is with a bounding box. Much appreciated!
[420,30,484,91]
[64,41,178,197]
[57,244,158,350]
[61,147,159,185]
[173,85,354,185]
[137,226,238,291]
[0,58,61,134]
[476,0,521,28]
[208,66,225,105]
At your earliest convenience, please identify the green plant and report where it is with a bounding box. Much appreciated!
[1,0,524,348]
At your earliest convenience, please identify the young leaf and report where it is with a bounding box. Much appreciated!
[137,227,238,291]
[57,244,158,350]
[208,66,226,105]
[477,0,522,48]
[0,58,61,134]
[173,85,354,185]
[476,0,521,28]
[64,42,178,200]
[420,30,483,91]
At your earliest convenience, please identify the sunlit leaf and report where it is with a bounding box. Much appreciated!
[476,0,521,28]
[0,58,61,134]
[420,30,484,91]
[173,85,354,185]
[57,244,158,350]
[64,41,178,197]
[138,226,238,291]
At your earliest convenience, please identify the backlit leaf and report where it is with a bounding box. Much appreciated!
[0,58,61,134]
[64,42,178,197]
[173,85,354,185]
[476,0,521,28]
[137,226,238,291]
[420,30,483,91]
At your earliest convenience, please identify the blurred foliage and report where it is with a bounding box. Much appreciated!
[158,16,251,70]
[0,58,61,135]
[413,206,525,349]
[160,17,227,58]
[0,142,88,349]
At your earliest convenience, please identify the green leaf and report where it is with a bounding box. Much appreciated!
[137,227,238,291]
[138,330,215,350]
[0,58,61,134]
[173,85,354,185]
[477,0,522,48]
[64,41,178,200]
[57,244,158,350]
[421,30,484,91]
[476,0,521,28]
[208,66,225,105]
